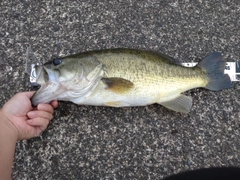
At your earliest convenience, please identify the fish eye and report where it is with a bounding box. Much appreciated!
[53,58,62,66]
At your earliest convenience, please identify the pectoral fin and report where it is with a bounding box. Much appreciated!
[159,94,192,113]
[101,77,134,94]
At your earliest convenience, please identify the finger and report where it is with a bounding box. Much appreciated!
[50,100,58,109]
[17,91,36,98]
[37,103,54,114]
[26,117,50,131]
[24,91,36,98]
[27,111,53,121]
[32,126,44,137]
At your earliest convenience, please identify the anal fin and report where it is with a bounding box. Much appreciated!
[104,101,130,107]
[159,94,192,113]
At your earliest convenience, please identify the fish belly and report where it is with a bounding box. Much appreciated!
[74,76,204,107]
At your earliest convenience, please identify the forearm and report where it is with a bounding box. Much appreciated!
[0,111,17,180]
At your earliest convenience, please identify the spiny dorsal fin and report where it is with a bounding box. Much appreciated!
[101,77,134,94]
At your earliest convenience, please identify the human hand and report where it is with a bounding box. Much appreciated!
[0,91,58,140]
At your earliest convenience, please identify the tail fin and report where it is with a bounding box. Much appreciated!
[197,52,232,91]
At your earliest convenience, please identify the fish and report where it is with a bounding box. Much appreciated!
[31,49,232,113]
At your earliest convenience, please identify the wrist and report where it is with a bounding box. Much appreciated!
[0,109,18,142]
[0,109,18,180]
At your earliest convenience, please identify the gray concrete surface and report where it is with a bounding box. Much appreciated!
[0,0,240,179]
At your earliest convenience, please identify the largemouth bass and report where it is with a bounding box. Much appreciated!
[31,49,232,113]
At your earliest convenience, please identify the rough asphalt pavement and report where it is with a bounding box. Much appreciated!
[0,0,240,179]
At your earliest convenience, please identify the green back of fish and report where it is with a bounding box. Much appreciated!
[64,48,206,84]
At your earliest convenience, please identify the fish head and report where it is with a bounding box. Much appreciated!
[31,55,103,106]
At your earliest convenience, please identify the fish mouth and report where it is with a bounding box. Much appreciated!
[33,65,48,85]
[35,65,43,81]
[31,82,65,106]
[31,65,62,106]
